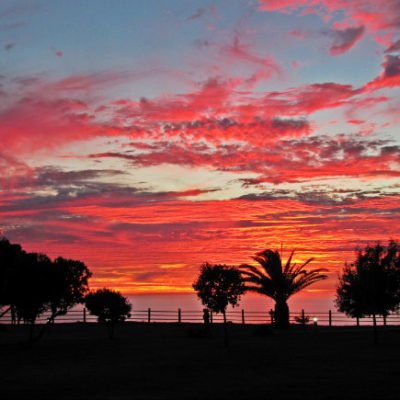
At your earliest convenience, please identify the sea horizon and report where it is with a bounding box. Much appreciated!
[126,292,335,313]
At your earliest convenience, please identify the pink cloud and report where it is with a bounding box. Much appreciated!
[259,0,400,44]
[0,60,393,160]
[258,0,321,13]
[260,82,361,116]
[0,96,100,153]
[110,79,363,138]
[0,152,33,190]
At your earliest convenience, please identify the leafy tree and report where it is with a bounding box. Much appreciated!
[192,263,244,345]
[12,252,53,325]
[336,241,400,343]
[85,288,131,338]
[0,237,92,342]
[240,249,327,328]
[47,257,91,323]
[0,238,25,319]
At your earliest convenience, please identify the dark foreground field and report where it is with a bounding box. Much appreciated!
[1,323,400,400]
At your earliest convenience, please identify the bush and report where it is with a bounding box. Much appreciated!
[85,288,131,338]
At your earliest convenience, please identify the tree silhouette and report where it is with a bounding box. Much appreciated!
[0,237,92,342]
[85,288,131,339]
[336,240,400,343]
[240,249,327,328]
[12,252,52,326]
[47,257,91,323]
[0,238,25,320]
[192,263,244,345]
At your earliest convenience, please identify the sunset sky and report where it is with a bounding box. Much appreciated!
[1,0,399,301]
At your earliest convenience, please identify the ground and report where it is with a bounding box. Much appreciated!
[1,323,399,399]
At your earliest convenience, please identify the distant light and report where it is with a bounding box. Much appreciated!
[313,317,318,322]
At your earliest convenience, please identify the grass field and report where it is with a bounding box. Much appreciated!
[1,323,400,399]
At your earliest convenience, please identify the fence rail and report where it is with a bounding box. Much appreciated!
[2,307,400,326]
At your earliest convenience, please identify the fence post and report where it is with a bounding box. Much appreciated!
[383,315,387,326]
[148,308,151,324]
[83,307,86,323]
[356,316,360,327]
[210,311,213,324]
[178,308,181,324]
[269,309,274,324]
[241,309,245,325]
[10,306,15,325]
[301,309,305,325]
[329,310,332,327]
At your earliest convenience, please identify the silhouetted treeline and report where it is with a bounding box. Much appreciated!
[3,236,400,344]
[0,237,92,341]
[0,237,135,341]
[194,242,400,332]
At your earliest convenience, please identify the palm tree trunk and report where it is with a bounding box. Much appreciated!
[274,299,290,328]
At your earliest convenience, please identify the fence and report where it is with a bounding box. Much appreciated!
[2,307,400,326]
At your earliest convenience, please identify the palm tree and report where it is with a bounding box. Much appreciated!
[240,249,327,328]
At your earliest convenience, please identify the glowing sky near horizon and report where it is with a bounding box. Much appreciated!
[1,0,399,299]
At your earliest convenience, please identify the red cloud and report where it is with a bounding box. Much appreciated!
[0,153,33,190]
[87,134,400,184]
[2,188,399,293]
[110,79,361,140]
[0,69,176,154]
[0,63,391,160]
[1,0,400,297]
[258,0,400,39]
[260,82,361,116]
[0,96,99,153]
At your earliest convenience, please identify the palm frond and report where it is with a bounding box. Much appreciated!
[291,270,328,295]
[283,250,295,274]
[239,263,267,280]
[253,249,283,282]
[240,248,327,300]
[287,257,314,277]
[241,275,275,297]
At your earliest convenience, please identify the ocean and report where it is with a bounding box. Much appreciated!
[2,293,397,326]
